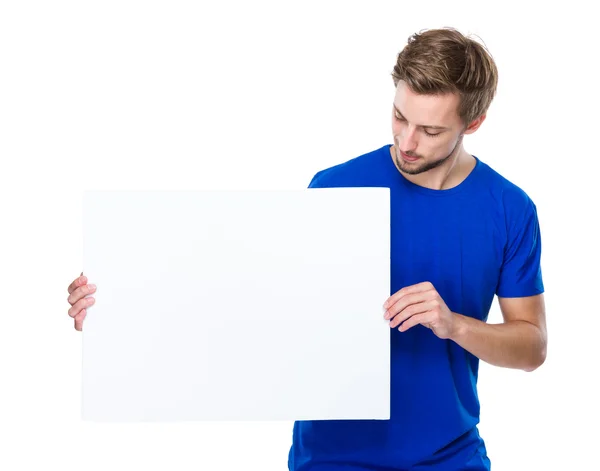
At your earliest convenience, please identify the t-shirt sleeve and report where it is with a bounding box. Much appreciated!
[496,196,544,298]
[307,170,326,188]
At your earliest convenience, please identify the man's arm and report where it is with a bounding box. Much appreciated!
[384,283,547,372]
[446,192,546,371]
[449,293,547,371]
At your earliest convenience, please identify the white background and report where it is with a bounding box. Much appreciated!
[1,1,598,470]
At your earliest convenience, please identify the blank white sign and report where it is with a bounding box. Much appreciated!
[82,189,390,422]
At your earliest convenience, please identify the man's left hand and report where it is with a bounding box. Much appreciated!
[383,281,458,339]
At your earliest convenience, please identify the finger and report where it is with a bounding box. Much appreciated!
[383,281,434,309]
[67,282,96,306]
[74,309,86,331]
[68,273,87,295]
[398,312,430,332]
[389,300,432,328]
[392,299,440,328]
[68,296,95,318]
[384,291,432,320]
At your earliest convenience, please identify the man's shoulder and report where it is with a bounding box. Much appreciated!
[308,145,390,188]
[476,159,537,215]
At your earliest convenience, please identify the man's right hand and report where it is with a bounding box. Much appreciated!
[67,272,96,331]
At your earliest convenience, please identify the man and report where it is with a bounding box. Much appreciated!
[286,28,546,470]
[67,27,546,471]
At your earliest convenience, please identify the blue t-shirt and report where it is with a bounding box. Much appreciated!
[288,144,544,471]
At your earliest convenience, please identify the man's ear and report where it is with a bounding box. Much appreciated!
[463,114,486,135]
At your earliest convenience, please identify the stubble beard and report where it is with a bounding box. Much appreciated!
[393,135,464,175]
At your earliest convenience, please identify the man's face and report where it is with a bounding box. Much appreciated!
[391,80,468,175]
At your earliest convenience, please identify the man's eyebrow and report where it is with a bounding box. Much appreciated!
[393,105,449,131]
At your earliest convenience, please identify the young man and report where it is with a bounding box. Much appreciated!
[287,28,547,470]
[67,27,546,471]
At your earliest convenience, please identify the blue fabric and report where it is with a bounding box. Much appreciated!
[288,144,544,470]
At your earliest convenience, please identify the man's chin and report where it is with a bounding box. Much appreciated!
[398,160,427,175]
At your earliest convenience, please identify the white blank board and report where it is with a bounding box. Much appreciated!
[82,189,390,421]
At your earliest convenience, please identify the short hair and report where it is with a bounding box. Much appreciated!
[391,27,499,126]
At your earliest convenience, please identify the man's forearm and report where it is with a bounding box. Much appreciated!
[449,314,547,371]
